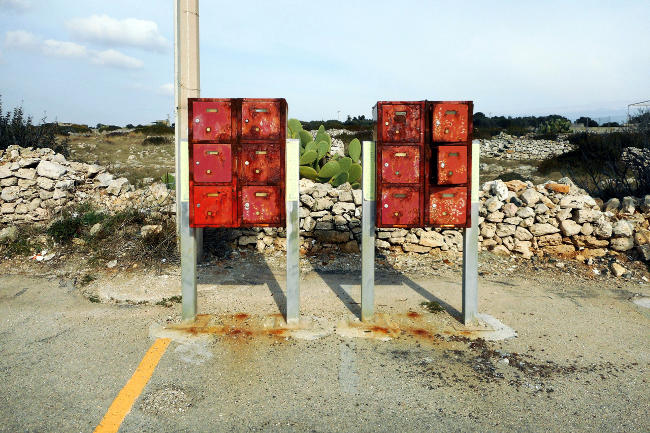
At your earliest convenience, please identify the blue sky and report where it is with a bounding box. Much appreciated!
[1,0,648,125]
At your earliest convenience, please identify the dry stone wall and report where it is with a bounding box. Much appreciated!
[0,145,173,225]
[1,145,649,264]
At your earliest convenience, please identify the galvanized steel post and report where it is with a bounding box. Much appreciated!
[361,140,376,322]
[175,0,200,321]
[285,138,300,324]
[462,141,480,324]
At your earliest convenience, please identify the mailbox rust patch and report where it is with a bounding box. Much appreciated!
[241,100,283,141]
[192,143,232,183]
[381,145,421,184]
[380,103,424,143]
[436,145,468,185]
[428,186,468,226]
[191,100,232,142]
[432,102,469,143]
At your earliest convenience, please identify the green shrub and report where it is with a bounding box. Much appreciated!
[142,135,170,146]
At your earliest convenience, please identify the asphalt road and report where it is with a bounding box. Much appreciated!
[0,269,648,432]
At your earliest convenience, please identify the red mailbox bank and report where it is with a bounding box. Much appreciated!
[374,100,473,228]
[189,98,287,228]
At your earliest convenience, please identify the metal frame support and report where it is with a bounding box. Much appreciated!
[462,141,480,324]
[361,140,376,322]
[285,138,300,324]
[175,0,200,322]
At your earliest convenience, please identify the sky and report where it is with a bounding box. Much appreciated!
[1,0,648,125]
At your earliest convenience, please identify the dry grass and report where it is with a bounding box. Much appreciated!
[66,132,175,186]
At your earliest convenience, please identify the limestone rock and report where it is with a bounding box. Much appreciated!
[520,188,541,206]
[610,262,626,277]
[106,178,129,196]
[530,223,560,236]
[36,160,67,179]
[419,231,444,247]
[612,220,634,237]
[1,186,20,201]
[140,224,162,237]
[610,237,634,252]
[559,219,581,237]
[0,225,19,243]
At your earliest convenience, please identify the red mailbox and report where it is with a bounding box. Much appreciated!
[374,101,426,228]
[375,100,473,229]
[189,98,287,228]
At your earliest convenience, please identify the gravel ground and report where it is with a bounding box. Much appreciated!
[0,251,647,432]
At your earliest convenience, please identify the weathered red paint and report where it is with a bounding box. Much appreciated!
[191,100,232,142]
[241,186,282,225]
[239,143,281,184]
[241,100,283,141]
[191,186,236,227]
[428,186,467,226]
[192,143,232,183]
[189,98,287,228]
[380,187,421,227]
[381,145,421,184]
[379,103,424,143]
[431,103,469,143]
[436,145,468,185]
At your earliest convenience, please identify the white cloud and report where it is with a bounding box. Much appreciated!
[67,14,168,52]
[42,39,88,58]
[0,0,30,12]
[91,49,143,69]
[4,30,39,49]
[4,30,143,70]
[158,83,174,96]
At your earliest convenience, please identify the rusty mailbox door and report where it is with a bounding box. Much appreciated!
[192,143,232,183]
[379,103,424,143]
[240,186,283,225]
[436,145,468,185]
[380,145,421,184]
[239,143,282,185]
[191,100,233,142]
[241,100,284,141]
[428,186,467,226]
[431,102,470,143]
[191,185,236,227]
[380,186,421,227]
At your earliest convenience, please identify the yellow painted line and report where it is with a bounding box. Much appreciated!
[94,338,171,433]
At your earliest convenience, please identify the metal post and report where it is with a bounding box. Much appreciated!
[462,141,480,324]
[175,0,200,321]
[285,138,300,324]
[361,140,376,322]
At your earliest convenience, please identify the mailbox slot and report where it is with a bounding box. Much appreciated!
[241,101,283,140]
[436,145,468,185]
[191,186,236,227]
[380,103,423,143]
[432,103,469,142]
[191,100,232,142]
[192,143,232,183]
[239,143,281,184]
[241,186,282,225]
[380,145,420,184]
[428,186,467,226]
[380,186,421,227]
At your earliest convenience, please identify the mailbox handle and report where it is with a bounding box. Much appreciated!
[254,108,269,113]
[394,193,407,198]
[445,110,457,115]
[255,150,267,155]
[394,152,407,157]
[394,111,407,116]
[255,192,269,197]
[206,151,220,155]
[206,108,218,113]
[206,193,220,197]
[448,152,459,157]
[442,193,455,198]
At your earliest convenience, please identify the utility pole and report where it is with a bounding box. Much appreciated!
[175,0,200,321]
